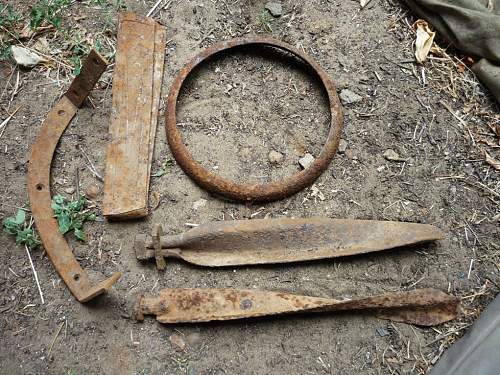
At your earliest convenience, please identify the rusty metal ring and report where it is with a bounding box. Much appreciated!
[166,37,343,202]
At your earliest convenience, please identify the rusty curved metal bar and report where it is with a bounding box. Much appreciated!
[165,37,344,203]
[134,288,460,326]
[27,50,121,302]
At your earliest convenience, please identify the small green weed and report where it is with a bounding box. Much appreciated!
[153,158,174,177]
[0,5,22,29]
[0,5,22,60]
[257,10,274,33]
[51,195,96,241]
[0,45,11,60]
[3,209,41,250]
[30,0,71,30]
[66,30,90,75]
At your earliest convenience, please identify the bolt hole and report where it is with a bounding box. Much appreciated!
[73,274,80,281]
[36,183,44,191]
[58,109,65,116]
[93,58,100,65]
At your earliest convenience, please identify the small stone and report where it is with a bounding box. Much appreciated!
[11,45,46,68]
[345,149,354,159]
[338,139,348,154]
[186,332,201,346]
[64,187,75,194]
[84,185,100,200]
[339,89,363,104]
[376,165,385,172]
[299,153,315,169]
[383,149,401,161]
[169,333,186,351]
[239,147,251,159]
[265,1,282,17]
[193,198,207,210]
[268,150,284,164]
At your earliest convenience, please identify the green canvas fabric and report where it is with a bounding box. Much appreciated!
[429,293,500,375]
[403,0,500,103]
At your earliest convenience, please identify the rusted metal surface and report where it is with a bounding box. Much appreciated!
[27,50,121,302]
[135,217,445,268]
[165,37,344,203]
[134,288,459,326]
[103,12,166,219]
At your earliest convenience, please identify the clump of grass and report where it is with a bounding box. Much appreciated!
[153,158,174,177]
[3,209,41,250]
[51,195,96,241]
[257,10,274,33]
[0,5,22,60]
[0,5,21,29]
[30,0,71,30]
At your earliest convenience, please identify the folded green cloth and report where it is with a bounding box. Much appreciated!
[429,293,500,375]
[404,0,500,103]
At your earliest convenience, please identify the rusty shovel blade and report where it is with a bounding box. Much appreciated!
[135,218,444,268]
[134,288,459,326]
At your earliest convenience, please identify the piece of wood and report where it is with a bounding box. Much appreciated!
[103,12,166,219]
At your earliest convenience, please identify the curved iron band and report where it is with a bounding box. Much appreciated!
[166,37,344,202]
[27,50,121,302]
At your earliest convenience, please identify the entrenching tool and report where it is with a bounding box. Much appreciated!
[134,288,460,326]
[134,217,445,268]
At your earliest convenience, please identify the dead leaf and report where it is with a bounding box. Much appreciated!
[484,151,500,171]
[192,198,207,210]
[360,0,373,8]
[478,138,500,148]
[19,24,55,39]
[33,37,51,56]
[150,191,161,210]
[311,184,325,201]
[169,333,186,351]
[415,20,435,64]
[383,149,406,162]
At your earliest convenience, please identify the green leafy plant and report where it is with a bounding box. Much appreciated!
[0,5,22,60]
[69,55,82,75]
[30,0,70,30]
[153,158,174,177]
[3,209,41,250]
[0,45,11,60]
[0,5,22,28]
[51,195,96,241]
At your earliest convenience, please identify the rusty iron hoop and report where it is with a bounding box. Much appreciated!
[165,37,344,202]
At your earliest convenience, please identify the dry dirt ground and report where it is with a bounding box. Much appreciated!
[1,0,499,374]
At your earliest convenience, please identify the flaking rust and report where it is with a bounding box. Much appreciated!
[166,37,344,203]
[134,288,460,326]
[135,217,445,268]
